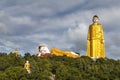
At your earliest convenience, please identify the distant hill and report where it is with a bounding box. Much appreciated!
[0,52,120,80]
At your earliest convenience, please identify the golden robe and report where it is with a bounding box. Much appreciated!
[51,48,80,58]
[86,23,105,58]
[25,63,30,70]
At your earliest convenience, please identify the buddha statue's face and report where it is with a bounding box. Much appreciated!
[93,17,99,23]
[38,45,45,51]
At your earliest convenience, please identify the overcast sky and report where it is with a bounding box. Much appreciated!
[0,0,120,59]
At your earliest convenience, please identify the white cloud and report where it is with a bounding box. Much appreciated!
[61,23,88,55]
[0,39,20,52]
[65,23,87,42]
[9,16,32,25]
[0,22,8,34]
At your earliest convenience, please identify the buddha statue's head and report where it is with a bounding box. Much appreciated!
[38,45,45,52]
[92,15,99,23]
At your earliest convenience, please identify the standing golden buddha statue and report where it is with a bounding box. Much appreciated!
[86,15,106,58]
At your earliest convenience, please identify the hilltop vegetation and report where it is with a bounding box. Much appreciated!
[0,52,120,80]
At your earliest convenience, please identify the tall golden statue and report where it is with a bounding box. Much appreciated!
[86,15,105,58]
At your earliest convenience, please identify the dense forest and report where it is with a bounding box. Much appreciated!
[0,52,120,80]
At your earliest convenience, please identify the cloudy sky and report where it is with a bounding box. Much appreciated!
[0,0,120,59]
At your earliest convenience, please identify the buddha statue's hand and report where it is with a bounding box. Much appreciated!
[101,40,105,44]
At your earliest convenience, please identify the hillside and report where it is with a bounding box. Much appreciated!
[0,52,120,80]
